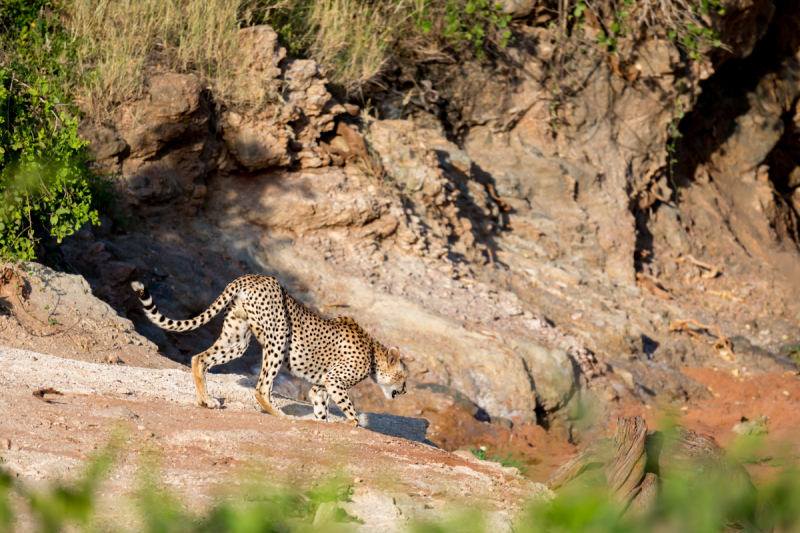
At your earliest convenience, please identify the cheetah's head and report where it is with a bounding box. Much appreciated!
[374,346,408,400]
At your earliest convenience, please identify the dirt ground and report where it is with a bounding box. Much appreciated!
[611,365,800,485]
[0,346,555,532]
[2,263,799,494]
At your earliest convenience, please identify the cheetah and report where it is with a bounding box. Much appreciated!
[130,275,408,427]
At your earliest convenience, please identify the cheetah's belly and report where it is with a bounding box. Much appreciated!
[284,344,333,385]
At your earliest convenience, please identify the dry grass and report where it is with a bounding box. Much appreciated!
[57,0,442,119]
[64,0,280,120]
[300,0,408,93]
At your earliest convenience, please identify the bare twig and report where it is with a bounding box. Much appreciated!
[484,183,510,212]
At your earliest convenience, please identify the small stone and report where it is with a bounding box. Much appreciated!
[1,439,9,450]
[344,103,359,116]
[490,416,514,430]
[137,425,146,430]
[354,477,363,484]
[10,444,20,451]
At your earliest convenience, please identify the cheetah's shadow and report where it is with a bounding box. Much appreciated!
[234,377,431,444]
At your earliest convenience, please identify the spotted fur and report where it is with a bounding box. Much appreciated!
[131,276,408,426]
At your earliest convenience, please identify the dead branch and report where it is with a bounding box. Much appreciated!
[484,183,510,212]
[636,272,671,299]
[606,417,648,502]
[669,318,734,360]
[693,286,745,303]
[676,255,720,279]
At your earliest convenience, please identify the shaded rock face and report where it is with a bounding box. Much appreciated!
[112,72,215,215]
[404,0,799,291]
[673,1,800,278]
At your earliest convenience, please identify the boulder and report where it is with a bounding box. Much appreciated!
[221,111,294,170]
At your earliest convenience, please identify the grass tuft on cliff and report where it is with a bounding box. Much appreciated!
[33,0,514,118]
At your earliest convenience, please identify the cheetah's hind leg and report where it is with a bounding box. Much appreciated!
[191,310,252,409]
[309,385,330,421]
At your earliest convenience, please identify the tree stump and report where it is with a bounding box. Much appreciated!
[546,416,759,523]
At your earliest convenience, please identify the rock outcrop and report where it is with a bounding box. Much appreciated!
[81,25,344,217]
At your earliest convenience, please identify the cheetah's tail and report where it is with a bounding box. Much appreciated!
[130,281,236,333]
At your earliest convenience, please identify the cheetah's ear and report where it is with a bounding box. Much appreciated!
[387,346,400,366]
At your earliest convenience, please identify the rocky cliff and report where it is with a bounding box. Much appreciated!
[57,1,800,455]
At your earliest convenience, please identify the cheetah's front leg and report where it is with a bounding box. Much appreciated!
[309,385,330,421]
[254,341,289,419]
[324,381,359,427]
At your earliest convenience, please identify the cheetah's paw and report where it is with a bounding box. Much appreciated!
[344,418,359,428]
[199,397,221,409]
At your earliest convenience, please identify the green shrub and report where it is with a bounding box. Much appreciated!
[442,0,512,59]
[569,0,724,61]
[0,2,99,262]
[0,71,98,262]
[468,444,526,473]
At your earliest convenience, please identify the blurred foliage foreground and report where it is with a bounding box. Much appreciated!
[1,418,800,533]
